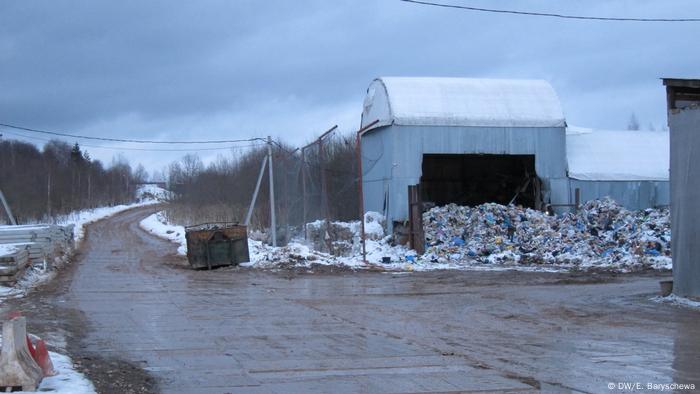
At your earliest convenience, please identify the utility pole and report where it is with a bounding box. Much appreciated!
[267,136,277,247]
[318,134,331,251]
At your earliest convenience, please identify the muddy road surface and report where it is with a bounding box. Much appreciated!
[3,206,700,393]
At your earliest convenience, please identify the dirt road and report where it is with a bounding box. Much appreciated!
[4,206,700,393]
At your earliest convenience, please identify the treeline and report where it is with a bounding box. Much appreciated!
[0,139,143,224]
[165,132,359,231]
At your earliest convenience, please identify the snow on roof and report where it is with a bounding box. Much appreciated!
[566,128,669,181]
[361,77,566,129]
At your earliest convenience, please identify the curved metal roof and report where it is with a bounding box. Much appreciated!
[361,77,566,130]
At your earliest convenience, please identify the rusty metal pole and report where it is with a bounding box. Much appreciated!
[355,120,379,263]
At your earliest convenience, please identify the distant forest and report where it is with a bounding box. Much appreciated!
[1,132,359,230]
[164,132,359,232]
[1,139,144,224]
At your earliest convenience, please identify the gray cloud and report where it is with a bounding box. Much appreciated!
[1,0,698,170]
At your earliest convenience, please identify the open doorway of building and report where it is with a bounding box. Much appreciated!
[420,154,541,208]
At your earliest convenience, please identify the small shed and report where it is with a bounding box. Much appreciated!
[360,77,569,232]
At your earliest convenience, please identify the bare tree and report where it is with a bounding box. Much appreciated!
[627,113,640,131]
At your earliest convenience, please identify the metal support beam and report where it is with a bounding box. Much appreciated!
[0,189,17,225]
[244,156,268,226]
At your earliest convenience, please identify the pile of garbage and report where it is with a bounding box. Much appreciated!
[422,198,671,270]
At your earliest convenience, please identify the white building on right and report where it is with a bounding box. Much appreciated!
[663,78,700,298]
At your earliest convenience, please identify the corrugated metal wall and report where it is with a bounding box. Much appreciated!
[361,126,394,218]
[362,124,569,229]
[568,179,670,210]
[670,107,700,297]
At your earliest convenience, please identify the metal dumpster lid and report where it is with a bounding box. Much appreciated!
[185,222,245,232]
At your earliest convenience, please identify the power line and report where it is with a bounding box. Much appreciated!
[400,0,700,22]
[0,122,266,144]
[1,129,264,152]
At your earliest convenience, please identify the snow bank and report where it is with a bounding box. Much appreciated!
[136,184,171,202]
[56,184,169,246]
[139,212,187,255]
[652,294,700,310]
[56,202,154,246]
[34,352,96,394]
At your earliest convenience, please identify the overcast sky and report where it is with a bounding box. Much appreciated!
[1,1,698,173]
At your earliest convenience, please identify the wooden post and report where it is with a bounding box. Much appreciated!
[407,184,425,255]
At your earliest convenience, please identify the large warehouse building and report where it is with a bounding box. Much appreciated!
[359,77,669,232]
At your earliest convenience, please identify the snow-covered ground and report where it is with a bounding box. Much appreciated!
[136,183,172,202]
[139,211,187,255]
[0,335,96,394]
[652,294,700,310]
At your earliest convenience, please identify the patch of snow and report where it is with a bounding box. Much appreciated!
[362,77,565,129]
[34,352,97,394]
[567,129,669,181]
[0,243,19,256]
[139,212,187,255]
[652,294,700,310]
[136,184,171,202]
[0,335,96,394]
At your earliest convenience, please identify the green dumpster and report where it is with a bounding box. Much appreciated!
[185,223,250,270]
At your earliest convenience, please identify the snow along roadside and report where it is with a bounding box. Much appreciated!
[0,336,96,394]
[1,198,161,299]
[138,211,187,255]
[57,199,160,248]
